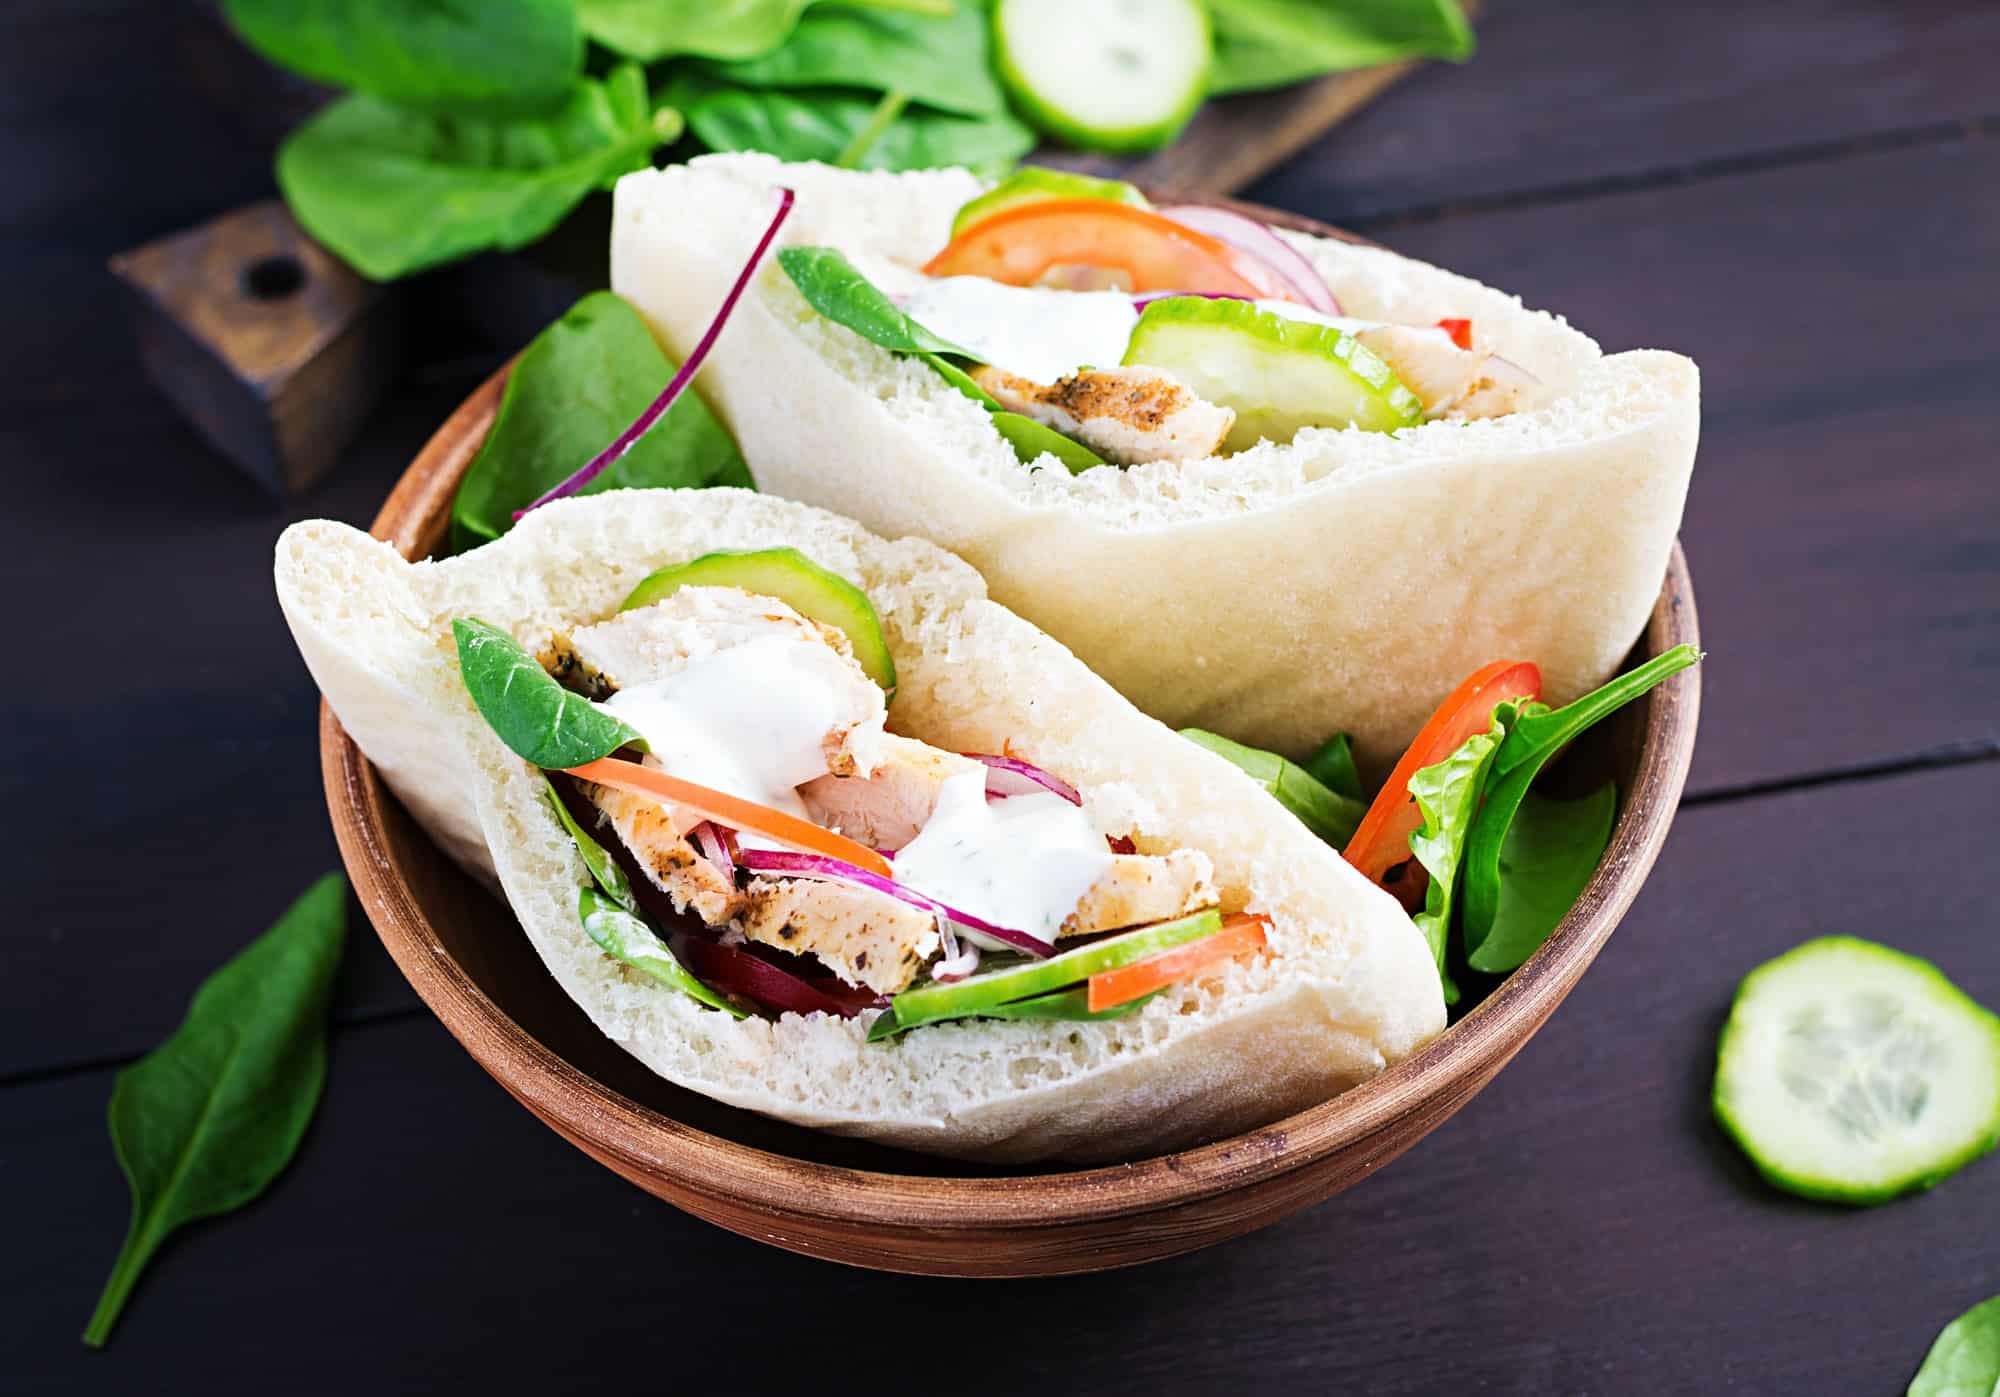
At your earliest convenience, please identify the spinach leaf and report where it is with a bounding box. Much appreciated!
[452,618,643,768]
[1460,644,1701,950]
[927,354,1002,407]
[223,0,582,108]
[688,85,1033,173]
[1908,1293,2000,1397]
[542,776,638,913]
[1180,728,1366,847]
[1464,784,1616,974]
[1303,731,1363,802]
[712,2,1008,118]
[579,888,745,1016]
[450,292,750,550]
[276,64,671,280]
[1206,0,1474,96]
[1405,715,1507,1003]
[777,246,974,355]
[83,874,347,1348]
[992,413,1107,473]
[580,0,813,61]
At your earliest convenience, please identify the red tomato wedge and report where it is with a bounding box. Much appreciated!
[1342,660,1543,891]
[1087,913,1270,1012]
[565,758,893,880]
[1436,317,1474,351]
[924,199,1289,298]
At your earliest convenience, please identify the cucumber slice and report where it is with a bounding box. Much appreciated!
[1713,936,2000,1205]
[993,0,1210,155]
[1124,296,1423,448]
[878,908,1224,1036]
[981,985,1164,1022]
[619,547,896,694]
[951,167,1150,237]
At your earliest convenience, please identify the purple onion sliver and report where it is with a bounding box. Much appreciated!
[1132,290,1250,311]
[1158,204,1341,315]
[735,848,1055,958]
[692,823,735,880]
[966,753,1081,806]
[514,187,797,519]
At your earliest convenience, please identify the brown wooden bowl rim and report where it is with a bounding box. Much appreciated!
[322,199,1702,1236]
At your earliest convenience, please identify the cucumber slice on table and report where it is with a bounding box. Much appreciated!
[1713,936,2000,1205]
[951,167,1150,237]
[1124,296,1423,449]
[993,0,1211,155]
[620,547,896,693]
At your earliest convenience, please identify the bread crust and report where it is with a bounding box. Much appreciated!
[275,490,1443,1161]
[611,155,1699,770]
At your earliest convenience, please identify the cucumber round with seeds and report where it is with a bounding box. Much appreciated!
[993,0,1210,155]
[1713,936,2000,1205]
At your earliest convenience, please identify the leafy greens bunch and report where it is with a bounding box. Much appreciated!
[226,0,1472,282]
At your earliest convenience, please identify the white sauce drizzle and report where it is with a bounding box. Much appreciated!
[893,771,1113,944]
[597,635,872,819]
[904,277,1138,383]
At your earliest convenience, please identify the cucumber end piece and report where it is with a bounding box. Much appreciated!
[993,0,1210,156]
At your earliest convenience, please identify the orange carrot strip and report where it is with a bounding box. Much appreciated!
[1086,914,1270,1013]
[565,758,893,880]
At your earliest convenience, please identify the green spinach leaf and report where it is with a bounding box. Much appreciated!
[1460,644,1700,950]
[453,618,643,768]
[1181,728,1366,846]
[1303,731,1363,802]
[927,353,1002,406]
[542,776,638,913]
[1463,784,1616,974]
[223,0,582,108]
[1405,715,1507,1003]
[776,246,974,354]
[277,64,671,280]
[1206,0,1473,96]
[83,874,347,1348]
[579,888,745,1016]
[712,2,1008,118]
[451,292,750,550]
[580,0,953,63]
[688,85,1032,173]
[991,413,1106,473]
[1908,1293,2000,1397]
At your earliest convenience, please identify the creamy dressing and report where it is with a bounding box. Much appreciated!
[892,771,1113,944]
[903,277,1138,383]
[598,635,875,819]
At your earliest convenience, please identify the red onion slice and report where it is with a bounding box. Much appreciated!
[1131,290,1249,312]
[932,922,981,981]
[736,848,1055,958]
[691,823,735,880]
[515,186,796,519]
[966,753,1081,806]
[1159,205,1340,315]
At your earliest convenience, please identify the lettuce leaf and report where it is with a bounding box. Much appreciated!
[1405,712,1506,1004]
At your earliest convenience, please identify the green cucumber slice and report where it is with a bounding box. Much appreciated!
[981,985,1164,1022]
[993,0,1210,155]
[1179,728,1363,846]
[951,167,1150,236]
[578,888,744,1018]
[1713,936,2000,1205]
[619,547,896,694]
[879,908,1224,1036]
[1123,296,1423,447]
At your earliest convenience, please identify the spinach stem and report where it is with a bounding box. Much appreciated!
[82,1219,159,1348]
[836,87,910,169]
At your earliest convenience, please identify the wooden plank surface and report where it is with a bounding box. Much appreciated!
[9,764,1993,1391]
[1247,0,2000,224]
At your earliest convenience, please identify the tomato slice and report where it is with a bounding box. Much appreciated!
[1086,913,1270,1012]
[924,199,1289,298]
[1436,317,1474,351]
[1342,660,1543,891]
[566,758,893,880]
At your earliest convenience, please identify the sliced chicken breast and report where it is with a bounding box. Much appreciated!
[972,365,1236,465]
[1355,326,1552,421]
[578,781,741,924]
[1063,850,1217,938]
[739,876,941,997]
[801,735,982,850]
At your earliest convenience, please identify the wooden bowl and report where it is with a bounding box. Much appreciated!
[321,207,1702,1277]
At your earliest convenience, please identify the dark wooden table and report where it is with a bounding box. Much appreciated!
[6,3,1996,1391]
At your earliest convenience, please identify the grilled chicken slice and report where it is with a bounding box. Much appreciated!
[800,736,982,850]
[1355,326,1550,421]
[738,877,941,997]
[578,781,742,924]
[1063,850,1217,938]
[972,365,1236,465]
